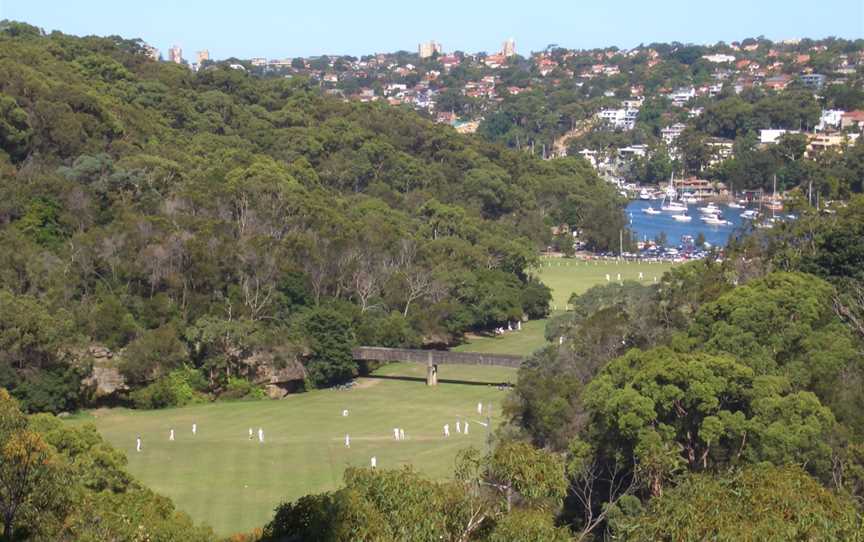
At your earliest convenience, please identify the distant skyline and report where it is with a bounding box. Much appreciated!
[2,0,862,60]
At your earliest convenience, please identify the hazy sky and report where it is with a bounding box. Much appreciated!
[2,0,862,59]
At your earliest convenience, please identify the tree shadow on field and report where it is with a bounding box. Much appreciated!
[370,375,513,387]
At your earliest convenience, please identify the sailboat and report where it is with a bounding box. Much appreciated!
[728,182,743,208]
[660,194,688,213]
[766,174,783,213]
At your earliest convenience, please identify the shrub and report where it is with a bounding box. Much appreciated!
[220,377,266,401]
[130,368,206,409]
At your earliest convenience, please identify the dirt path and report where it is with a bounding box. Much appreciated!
[552,118,596,157]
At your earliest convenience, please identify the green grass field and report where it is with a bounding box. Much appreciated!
[75,363,516,536]
[534,257,675,309]
[454,258,675,357]
[75,258,674,535]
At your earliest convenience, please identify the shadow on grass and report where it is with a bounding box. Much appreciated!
[370,374,514,387]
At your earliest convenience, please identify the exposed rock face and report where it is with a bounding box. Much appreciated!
[75,344,129,397]
[85,365,128,396]
[88,345,114,360]
[265,384,288,400]
[75,343,306,400]
[244,348,307,388]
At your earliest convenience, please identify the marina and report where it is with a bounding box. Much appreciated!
[627,199,749,248]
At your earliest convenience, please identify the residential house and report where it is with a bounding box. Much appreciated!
[483,54,507,68]
[674,177,718,200]
[841,110,864,130]
[436,111,457,125]
[618,144,648,158]
[439,55,461,71]
[760,129,799,145]
[706,138,734,166]
[799,73,826,90]
[817,110,844,131]
[763,74,793,91]
[661,123,687,144]
[806,132,860,155]
[668,87,696,107]
[702,53,736,63]
[597,108,639,130]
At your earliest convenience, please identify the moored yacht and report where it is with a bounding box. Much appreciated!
[698,203,721,214]
[661,199,688,213]
[701,214,729,226]
[672,213,692,222]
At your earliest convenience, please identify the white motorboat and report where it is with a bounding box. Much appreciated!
[643,206,661,215]
[661,199,688,213]
[672,214,692,222]
[682,194,699,204]
[698,203,721,214]
[727,201,743,209]
[701,214,729,226]
[639,189,652,200]
[740,209,758,220]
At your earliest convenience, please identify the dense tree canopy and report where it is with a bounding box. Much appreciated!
[0,24,626,408]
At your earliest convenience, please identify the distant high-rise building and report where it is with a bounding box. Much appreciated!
[502,38,516,57]
[168,45,183,64]
[418,40,442,59]
[196,50,210,65]
[142,44,160,61]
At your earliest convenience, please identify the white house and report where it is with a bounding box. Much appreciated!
[597,108,639,130]
[760,129,800,145]
[668,87,696,107]
[661,123,687,144]
[817,110,844,132]
[702,54,737,63]
[618,145,649,158]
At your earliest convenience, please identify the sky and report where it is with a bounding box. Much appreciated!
[2,0,862,60]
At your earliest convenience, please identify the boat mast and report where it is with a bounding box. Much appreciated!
[772,174,777,219]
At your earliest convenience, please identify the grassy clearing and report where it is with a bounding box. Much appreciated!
[74,259,674,535]
[73,363,516,536]
[534,257,675,309]
[454,258,676,357]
